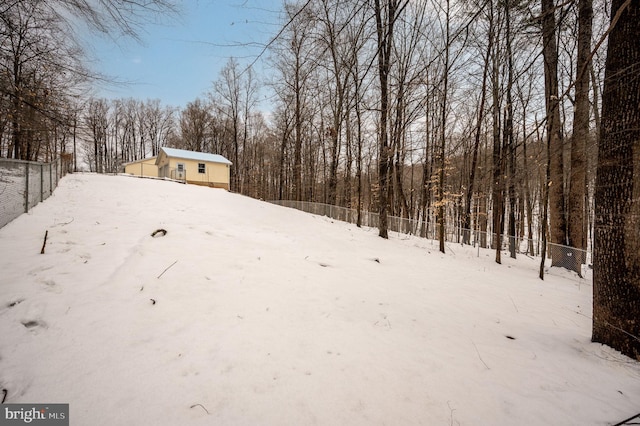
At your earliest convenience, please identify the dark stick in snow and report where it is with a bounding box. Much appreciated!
[190,404,210,414]
[157,260,178,279]
[612,412,640,426]
[40,230,48,254]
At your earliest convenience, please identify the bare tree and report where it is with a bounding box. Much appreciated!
[541,0,568,268]
[84,98,109,173]
[240,67,259,194]
[389,0,429,223]
[462,0,492,246]
[435,0,452,254]
[269,2,317,201]
[567,0,593,275]
[54,0,178,40]
[213,59,240,190]
[0,0,177,162]
[1,0,87,160]
[212,58,258,192]
[178,98,212,153]
[344,3,370,226]
[313,0,370,207]
[373,0,408,239]
[143,99,175,156]
[504,0,517,260]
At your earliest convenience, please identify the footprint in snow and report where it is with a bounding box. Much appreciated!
[0,298,25,315]
[40,279,61,293]
[21,319,47,332]
[6,299,24,308]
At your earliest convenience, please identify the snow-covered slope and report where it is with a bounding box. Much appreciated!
[0,173,638,425]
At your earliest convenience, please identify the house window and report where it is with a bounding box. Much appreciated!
[177,163,184,172]
[198,163,205,174]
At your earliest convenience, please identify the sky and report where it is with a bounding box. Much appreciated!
[84,0,285,109]
[1,172,639,425]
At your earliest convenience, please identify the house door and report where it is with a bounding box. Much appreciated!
[176,163,185,180]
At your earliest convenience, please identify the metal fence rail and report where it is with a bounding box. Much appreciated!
[269,200,591,277]
[0,157,66,229]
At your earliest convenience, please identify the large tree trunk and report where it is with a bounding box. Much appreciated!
[592,0,640,360]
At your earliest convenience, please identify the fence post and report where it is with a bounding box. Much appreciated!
[40,163,44,202]
[24,162,29,213]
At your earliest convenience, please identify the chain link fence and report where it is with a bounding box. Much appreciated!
[0,157,67,229]
[269,200,591,278]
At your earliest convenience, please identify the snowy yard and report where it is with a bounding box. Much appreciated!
[0,173,638,425]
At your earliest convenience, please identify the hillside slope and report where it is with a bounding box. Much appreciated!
[0,173,638,425]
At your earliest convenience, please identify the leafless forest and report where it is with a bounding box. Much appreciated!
[1,0,638,358]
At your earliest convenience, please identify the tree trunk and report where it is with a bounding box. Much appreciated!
[540,142,551,280]
[420,101,433,239]
[592,0,640,360]
[463,27,491,245]
[541,0,568,265]
[505,0,517,259]
[278,127,289,200]
[491,2,504,264]
[567,0,593,276]
[523,134,535,255]
[356,104,363,227]
[374,0,401,239]
[344,118,353,210]
[353,64,364,227]
[437,0,451,254]
[293,54,303,202]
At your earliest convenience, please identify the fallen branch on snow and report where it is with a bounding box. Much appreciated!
[472,341,490,370]
[190,404,210,414]
[53,217,74,227]
[40,230,48,254]
[157,260,178,279]
[509,295,519,313]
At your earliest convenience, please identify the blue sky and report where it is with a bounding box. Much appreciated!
[86,1,284,109]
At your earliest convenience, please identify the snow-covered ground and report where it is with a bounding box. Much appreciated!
[0,173,638,425]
